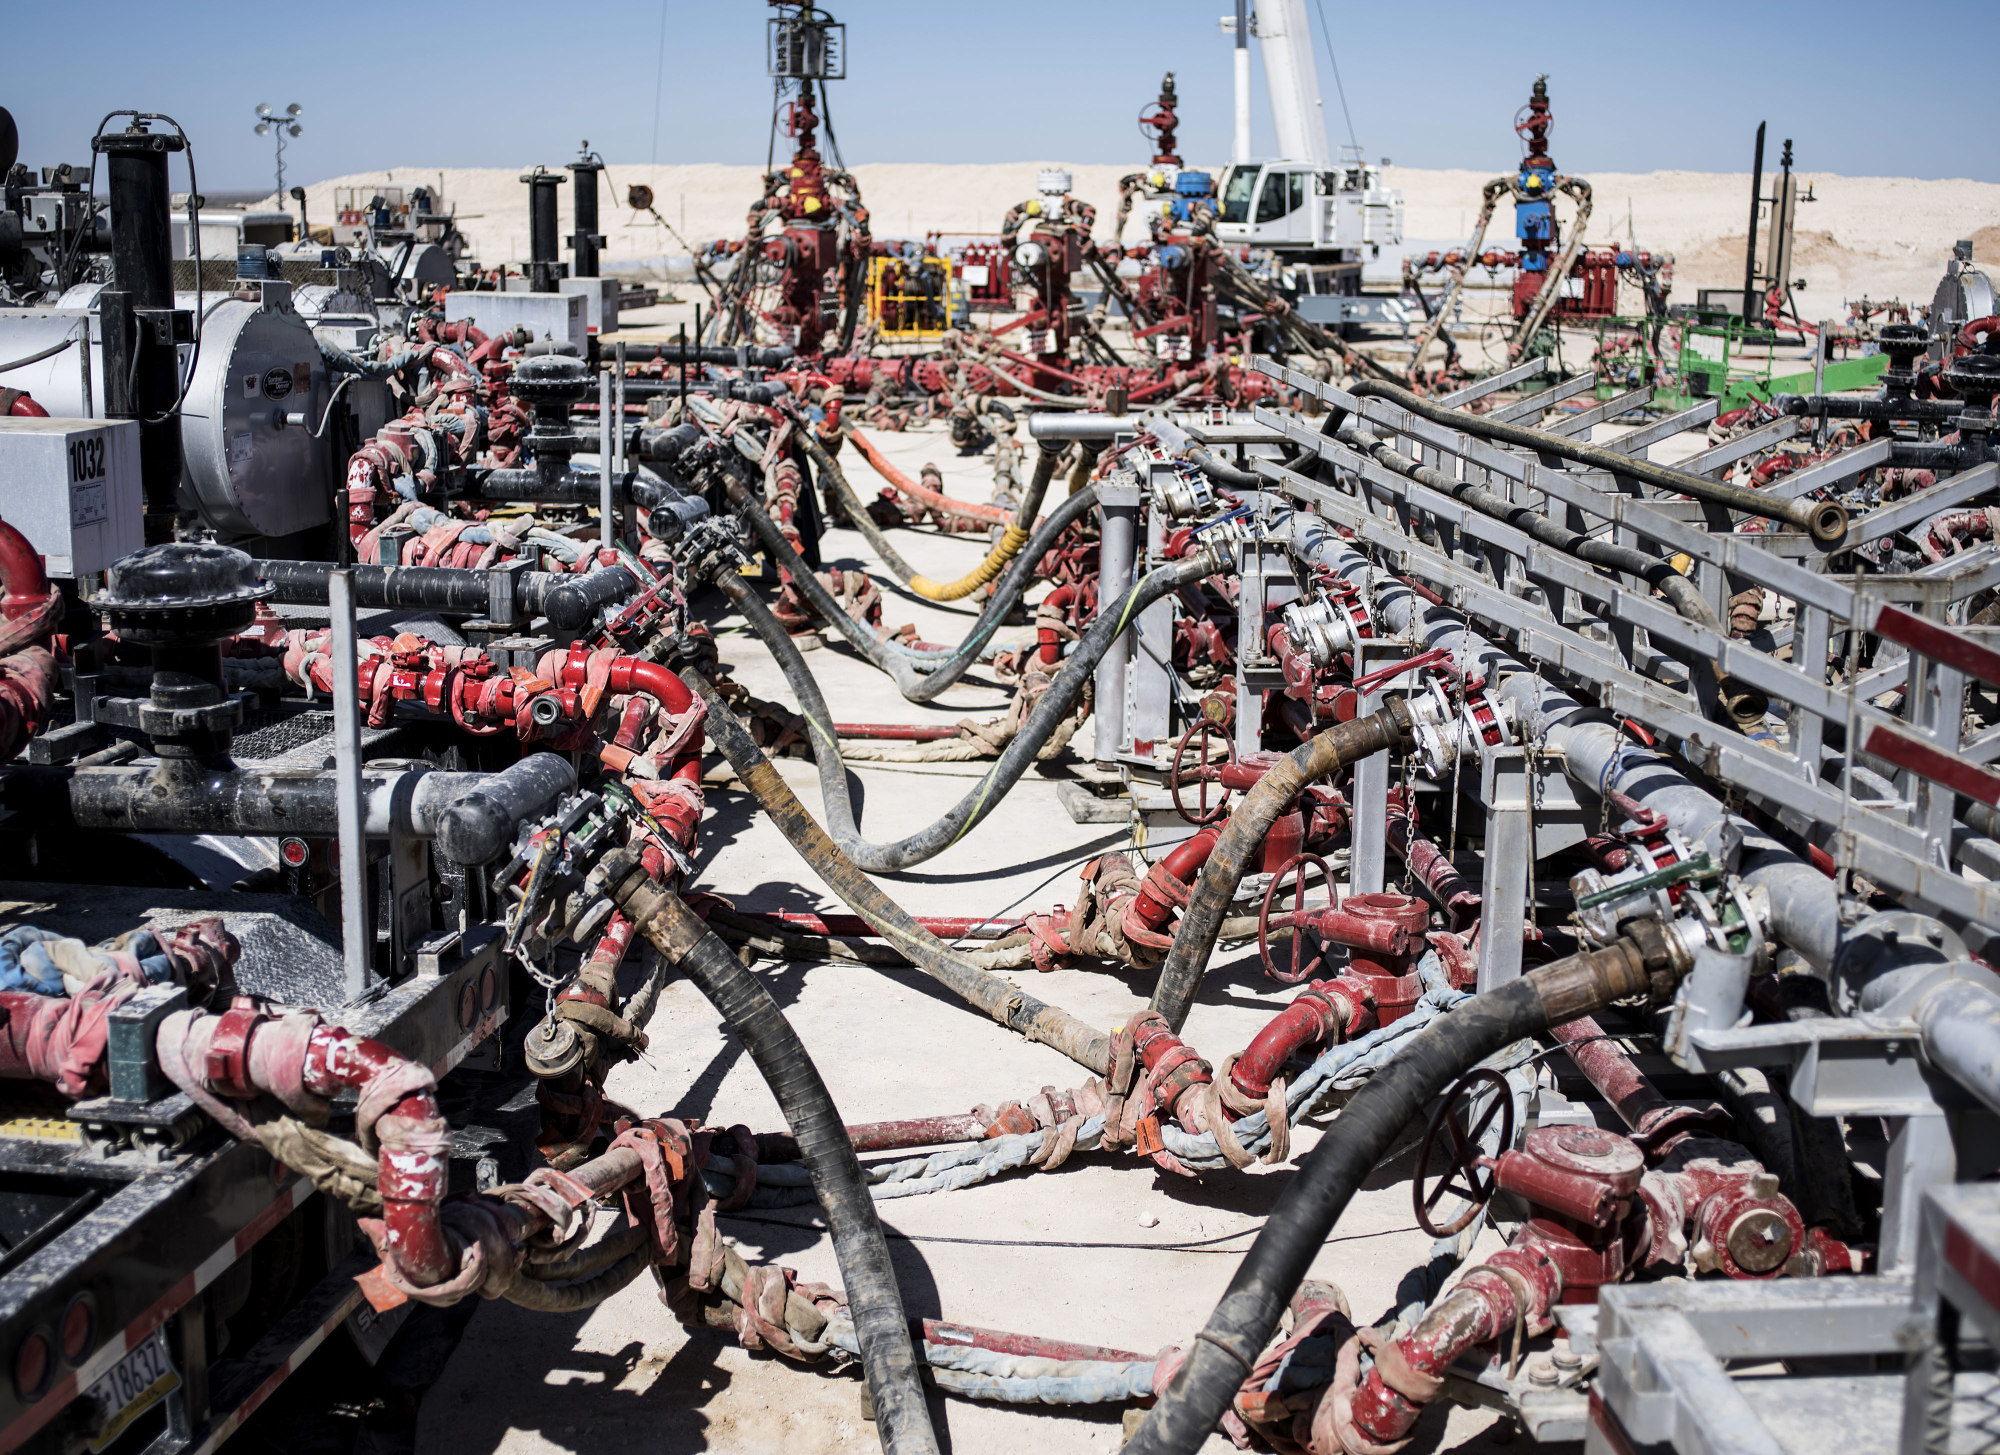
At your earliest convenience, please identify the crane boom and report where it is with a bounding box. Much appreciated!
[1256,0,1331,167]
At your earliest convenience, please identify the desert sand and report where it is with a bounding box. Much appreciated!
[267,159,1999,313]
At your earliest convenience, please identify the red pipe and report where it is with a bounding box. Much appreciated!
[0,518,60,764]
[975,359,1064,401]
[989,309,1050,338]
[1346,1246,1563,1446]
[1958,315,2000,351]
[993,347,1093,389]
[601,655,696,715]
[1548,1018,1670,1131]
[1127,360,1218,405]
[1038,583,1079,665]
[844,1113,988,1152]
[754,911,1024,940]
[832,723,962,741]
[150,1004,455,1290]
[0,989,127,1098]
[1125,826,1221,940]
[0,518,50,623]
[1133,312,1197,341]
[1129,1010,1213,1134]
[1230,980,1372,1101]
[0,647,56,765]
[1385,790,1480,932]
[422,343,475,384]
[301,1026,454,1286]
[1397,574,1449,608]
[1300,907,1418,958]
[6,392,49,417]
[848,428,1015,525]
[920,1319,1148,1365]
[1548,1015,1726,1156]
[585,912,638,971]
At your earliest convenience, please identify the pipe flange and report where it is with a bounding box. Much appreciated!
[95,543,273,645]
[1945,353,2000,414]
[509,352,593,409]
[1878,322,1929,377]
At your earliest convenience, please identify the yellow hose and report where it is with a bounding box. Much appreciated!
[909,524,1031,601]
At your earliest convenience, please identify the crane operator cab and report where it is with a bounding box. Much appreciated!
[1213,155,1403,269]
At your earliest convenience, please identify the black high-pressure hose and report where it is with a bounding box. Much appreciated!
[602,857,940,1455]
[718,545,1230,871]
[717,568,1064,874]
[668,658,1110,1072]
[1148,703,1416,1033]
[1343,378,1850,548]
[1330,418,1721,628]
[785,430,1101,699]
[1186,445,1263,492]
[797,425,1061,603]
[717,458,1102,702]
[1127,930,1680,1455]
[891,483,1101,702]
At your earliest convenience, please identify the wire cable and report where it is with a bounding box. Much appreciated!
[0,336,78,375]
[649,0,670,167]
[1310,0,1362,155]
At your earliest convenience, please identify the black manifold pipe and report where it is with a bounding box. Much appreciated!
[615,342,796,369]
[95,125,184,517]
[635,422,702,466]
[253,559,640,632]
[524,168,564,294]
[618,378,791,404]
[1888,438,1994,470]
[431,753,578,865]
[5,755,574,865]
[604,861,939,1455]
[1128,934,1673,1454]
[1771,392,1963,423]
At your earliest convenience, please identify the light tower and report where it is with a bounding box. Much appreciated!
[253,102,303,200]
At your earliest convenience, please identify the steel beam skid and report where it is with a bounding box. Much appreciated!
[1062,347,2000,1452]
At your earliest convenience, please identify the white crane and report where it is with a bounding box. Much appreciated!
[1214,2,1402,319]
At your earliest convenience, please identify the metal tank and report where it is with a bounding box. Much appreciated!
[176,281,334,538]
[367,239,457,297]
[1931,240,1995,362]
[0,278,334,539]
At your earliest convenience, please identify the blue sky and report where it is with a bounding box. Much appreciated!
[8,1,1994,190]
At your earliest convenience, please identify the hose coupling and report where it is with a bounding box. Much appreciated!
[1621,917,1690,1003]
[675,517,748,584]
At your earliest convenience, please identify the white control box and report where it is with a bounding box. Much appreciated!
[443,290,588,354]
[559,277,621,336]
[0,416,143,577]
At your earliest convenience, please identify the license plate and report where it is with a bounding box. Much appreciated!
[86,1329,180,1453]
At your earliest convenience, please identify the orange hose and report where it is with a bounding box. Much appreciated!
[847,428,1013,526]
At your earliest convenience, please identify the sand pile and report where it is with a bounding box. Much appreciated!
[267,160,2000,313]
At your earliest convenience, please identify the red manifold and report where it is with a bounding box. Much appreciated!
[1334,892,1430,1021]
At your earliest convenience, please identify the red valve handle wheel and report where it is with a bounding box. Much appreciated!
[1169,720,1236,827]
[1257,850,1336,985]
[1412,1067,1515,1237]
